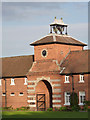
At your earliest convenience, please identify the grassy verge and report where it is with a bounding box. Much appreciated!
[2,111,88,118]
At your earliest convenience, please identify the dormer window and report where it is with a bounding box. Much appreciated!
[79,75,84,83]
[24,78,27,85]
[0,79,1,86]
[64,75,70,83]
[10,78,15,85]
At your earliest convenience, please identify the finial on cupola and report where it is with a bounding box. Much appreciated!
[50,17,68,35]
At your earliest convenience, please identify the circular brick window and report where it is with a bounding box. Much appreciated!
[42,50,47,57]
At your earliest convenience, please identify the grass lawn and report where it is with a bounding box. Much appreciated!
[2,111,88,118]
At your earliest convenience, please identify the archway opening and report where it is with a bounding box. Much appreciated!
[35,80,52,111]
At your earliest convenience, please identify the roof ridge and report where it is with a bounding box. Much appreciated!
[53,34,56,41]
[60,51,71,66]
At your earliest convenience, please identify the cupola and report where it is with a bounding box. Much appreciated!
[50,17,68,35]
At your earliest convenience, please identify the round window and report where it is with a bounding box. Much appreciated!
[42,50,47,57]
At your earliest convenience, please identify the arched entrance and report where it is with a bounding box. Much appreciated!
[35,80,52,111]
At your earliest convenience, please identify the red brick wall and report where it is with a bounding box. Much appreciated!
[2,77,27,108]
[61,74,89,106]
[34,44,83,63]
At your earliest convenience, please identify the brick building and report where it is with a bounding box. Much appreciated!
[0,18,90,111]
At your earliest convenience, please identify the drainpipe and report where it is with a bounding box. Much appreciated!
[71,75,74,106]
[4,78,7,107]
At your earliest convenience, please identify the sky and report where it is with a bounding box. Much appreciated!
[2,2,88,57]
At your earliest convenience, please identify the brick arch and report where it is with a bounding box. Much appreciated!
[35,79,52,110]
[35,76,53,87]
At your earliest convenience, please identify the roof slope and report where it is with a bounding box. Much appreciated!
[28,60,60,74]
[30,34,87,46]
[60,50,89,75]
[1,55,34,78]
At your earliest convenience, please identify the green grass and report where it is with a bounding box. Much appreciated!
[2,111,88,118]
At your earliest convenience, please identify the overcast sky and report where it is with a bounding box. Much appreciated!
[2,2,88,57]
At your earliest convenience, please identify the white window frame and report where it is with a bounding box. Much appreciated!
[10,78,15,85]
[64,76,70,83]
[79,91,85,105]
[79,75,84,83]
[19,92,24,96]
[2,93,6,96]
[24,78,27,85]
[64,92,70,105]
[0,79,2,86]
[10,93,15,96]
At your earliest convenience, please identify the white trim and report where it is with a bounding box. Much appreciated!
[79,91,85,105]
[27,100,36,103]
[52,100,61,103]
[27,95,35,98]
[28,80,36,83]
[41,49,48,58]
[10,93,15,96]
[53,89,61,92]
[64,103,70,106]
[52,95,61,98]
[24,78,27,85]
[10,78,15,85]
[19,93,24,96]
[64,76,70,83]
[53,105,61,107]
[27,85,35,88]
[28,105,36,107]
[2,93,6,96]
[64,92,70,105]
[64,81,70,83]
[50,79,61,82]
[79,75,84,83]
[79,103,84,106]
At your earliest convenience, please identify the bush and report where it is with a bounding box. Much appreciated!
[59,107,67,111]
[70,92,78,107]
[83,101,90,106]
[3,105,13,110]
[83,105,88,111]
[16,106,30,111]
[71,105,81,111]
[47,108,53,111]
[54,107,59,111]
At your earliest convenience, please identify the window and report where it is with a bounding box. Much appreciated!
[64,76,70,83]
[79,91,85,105]
[79,75,84,83]
[41,49,48,57]
[19,92,23,96]
[24,78,27,85]
[2,93,6,96]
[64,92,70,105]
[0,79,1,86]
[10,78,15,85]
[10,92,15,96]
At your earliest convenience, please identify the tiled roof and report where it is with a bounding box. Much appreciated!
[28,60,60,74]
[30,34,87,46]
[1,55,34,78]
[60,50,89,75]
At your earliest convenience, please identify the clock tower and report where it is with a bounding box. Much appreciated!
[27,18,86,111]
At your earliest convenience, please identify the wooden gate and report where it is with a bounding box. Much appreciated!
[36,94,46,111]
